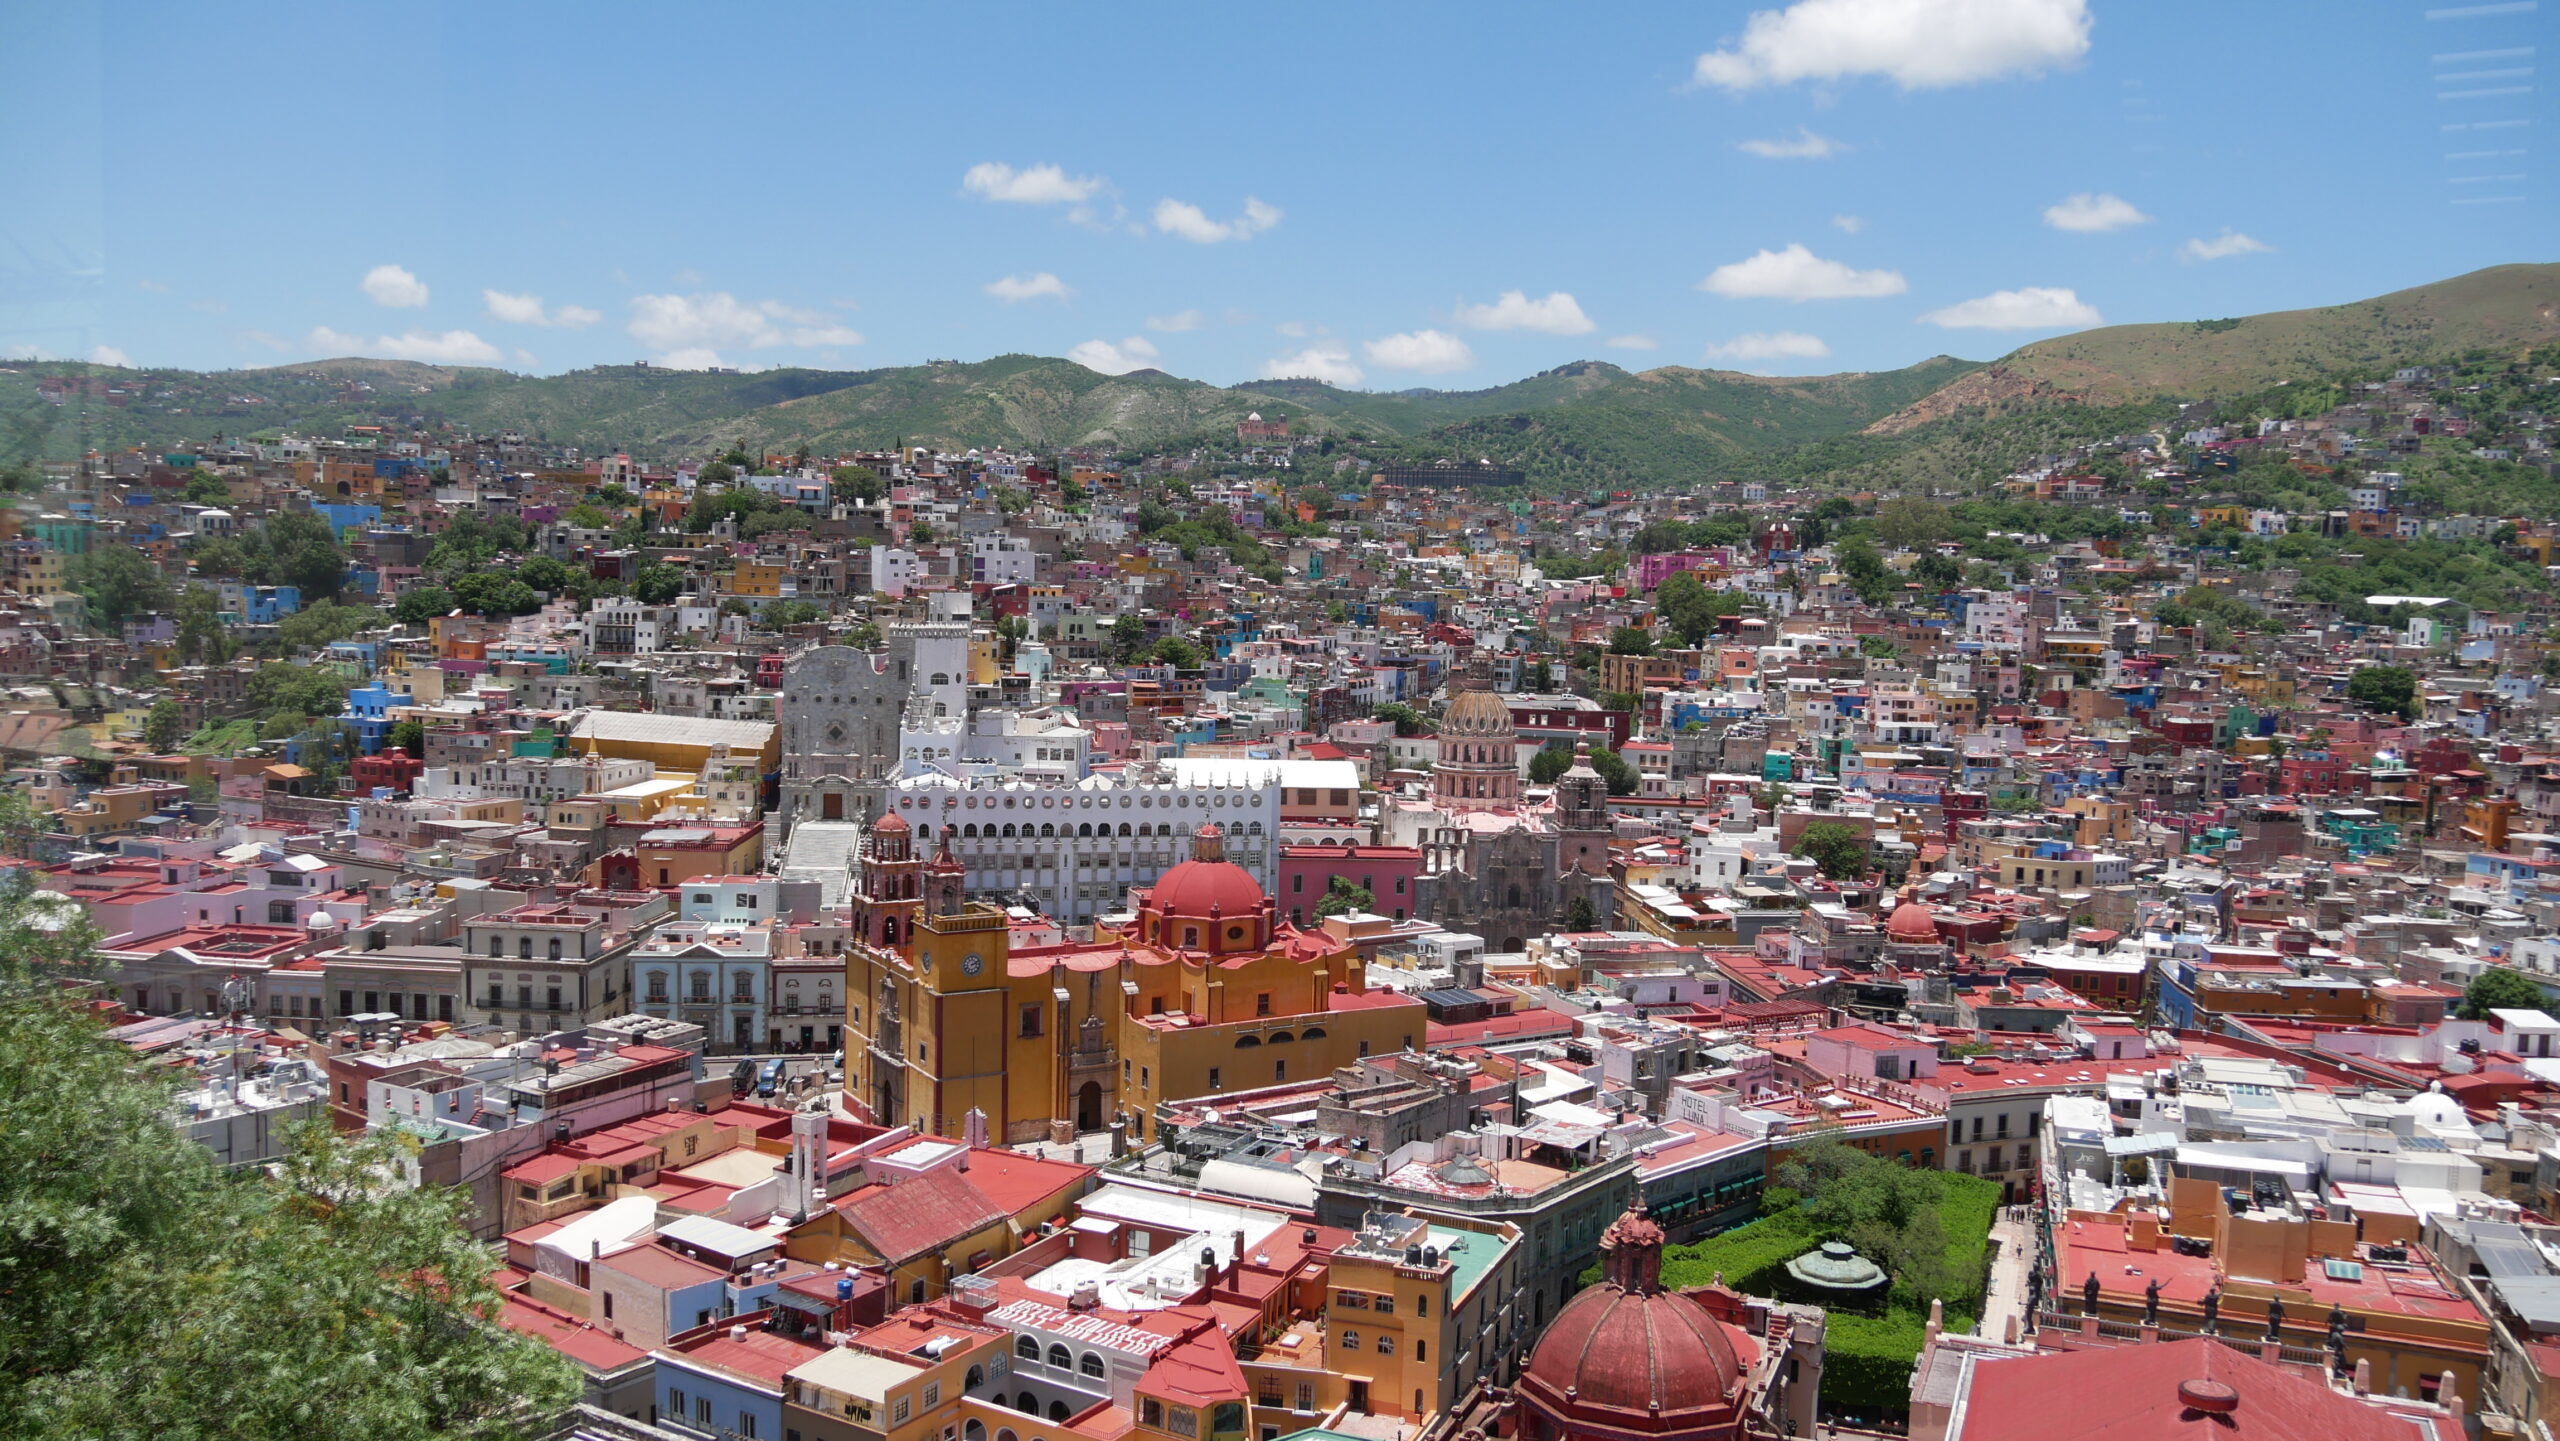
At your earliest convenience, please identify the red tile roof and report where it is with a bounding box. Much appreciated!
[1949,1335,2456,1441]
[833,1165,1009,1265]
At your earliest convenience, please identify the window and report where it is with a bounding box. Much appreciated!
[697,1397,712,1425]
[670,1388,686,1418]
[1080,1352,1105,1378]
[893,1399,912,1426]
[741,1417,758,1439]
[1020,1005,1043,1038]
[1414,1341,1426,1361]
[1255,992,1272,1016]
[1169,1409,1197,1438]
[1374,1295,1394,1316]
[1017,1335,1040,1362]
[924,1383,940,1408]
[268,900,294,924]
[1340,1330,1359,1351]
[1294,1382,1314,1412]
[1049,1345,1072,1370]
[1375,1336,1395,1356]
[1207,1067,1221,1091]
[519,938,533,959]
[1414,1294,1426,1316]
[1142,1401,1164,1427]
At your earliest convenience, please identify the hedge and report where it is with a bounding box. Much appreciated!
[1822,1311,1932,1418]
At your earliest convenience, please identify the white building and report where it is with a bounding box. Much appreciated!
[880,762,1282,924]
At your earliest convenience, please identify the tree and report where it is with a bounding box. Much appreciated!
[181,471,230,505]
[2459,967,2551,1020]
[831,466,883,505]
[1564,895,1598,932]
[386,718,425,756]
[1793,820,1871,881]
[261,509,350,601]
[175,587,230,664]
[1109,615,1149,661]
[633,563,686,605]
[391,585,455,624]
[1371,702,1428,738]
[1587,745,1638,796]
[1608,626,1654,656]
[2347,664,2419,720]
[1859,634,1899,660]
[1524,659,1554,692]
[1148,635,1203,670]
[1528,743,1575,785]
[142,699,184,752]
[1873,497,1955,551]
[245,663,347,727]
[846,621,884,651]
[764,600,824,627]
[276,601,383,654]
[68,547,172,629]
[450,572,541,617]
[1657,570,1744,646]
[1314,876,1375,919]
[0,871,578,1437]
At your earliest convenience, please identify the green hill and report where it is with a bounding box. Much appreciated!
[0,350,1985,486]
[1873,262,2560,432]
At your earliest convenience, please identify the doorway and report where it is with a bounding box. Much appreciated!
[1076,1080,1103,1132]
[822,792,844,820]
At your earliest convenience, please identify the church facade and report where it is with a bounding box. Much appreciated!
[1379,685,1616,952]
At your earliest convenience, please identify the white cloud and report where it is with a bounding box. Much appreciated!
[984,272,1072,304]
[89,344,132,367]
[1606,334,1661,351]
[1152,196,1282,244]
[512,348,536,367]
[626,291,862,352]
[1275,321,1313,338]
[1453,290,1597,335]
[305,325,503,364]
[2042,191,2151,232]
[361,263,429,309]
[240,330,291,352]
[962,162,1105,205]
[1737,127,1846,159]
[1695,0,2092,91]
[2179,230,2275,262]
[1832,214,1866,232]
[1259,343,1364,388]
[1704,331,1833,364]
[188,298,228,314]
[136,278,172,293]
[483,289,600,327]
[1919,285,2102,330]
[1067,336,1162,375]
[1145,309,1206,333]
[1362,329,1476,374]
[1700,243,1906,301]
[653,348,727,371]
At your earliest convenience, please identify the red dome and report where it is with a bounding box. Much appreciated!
[873,810,910,833]
[1886,899,1940,942]
[1146,858,1267,919]
[1519,1286,1753,1437]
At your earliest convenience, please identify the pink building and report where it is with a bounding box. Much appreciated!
[1634,550,1717,591]
[1278,844,1422,926]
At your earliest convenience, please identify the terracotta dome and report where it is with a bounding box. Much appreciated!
[1148,857,1267,919]
[1520,1286,1750,1429]
[1886,899,1940,942]
[1442,687,1517,736]
[1143,824,1269,934]
[1516,1201,1756,1441]
[872,810,910,833]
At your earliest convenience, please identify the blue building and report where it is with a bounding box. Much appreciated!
[340,681,413,755]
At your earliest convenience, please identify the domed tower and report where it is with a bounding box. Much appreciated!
[1436,685,1523,814]
[1138,823,1277,955]
[922,834,967,920]
[1517,1198,1764,1441]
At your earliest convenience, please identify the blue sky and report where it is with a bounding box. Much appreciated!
[3,0,2549,388]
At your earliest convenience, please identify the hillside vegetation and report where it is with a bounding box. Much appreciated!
[5,263,2552,490]
[1871,262,2560,431]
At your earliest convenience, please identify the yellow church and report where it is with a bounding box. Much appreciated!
[841,816,1426,1146]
